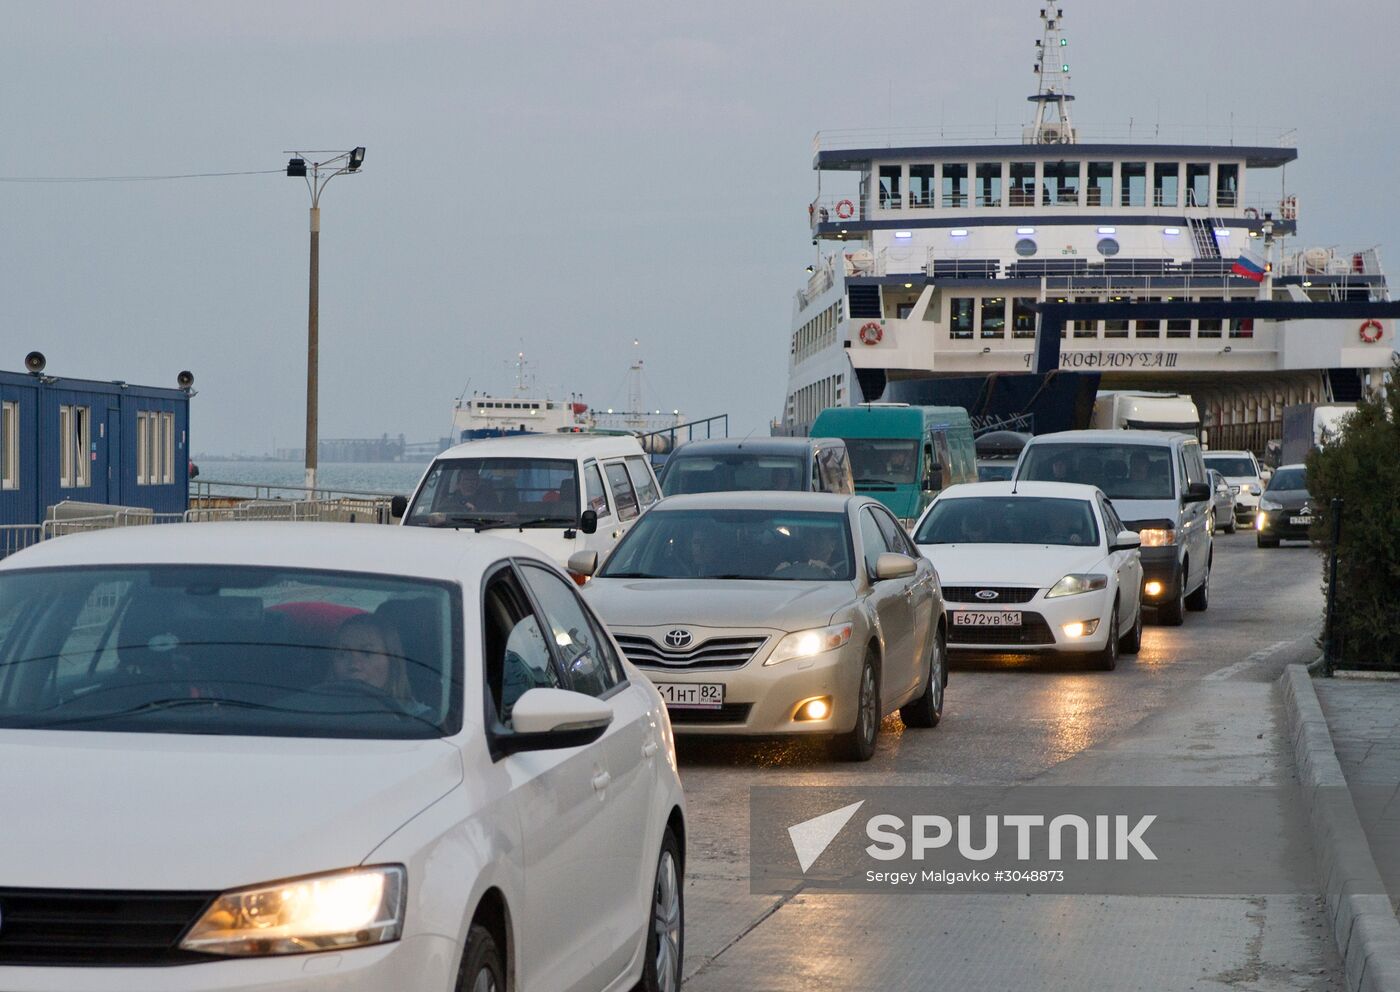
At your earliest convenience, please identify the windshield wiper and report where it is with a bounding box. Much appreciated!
[599,571,662,579]
[472,516,572,532]
[853,477,896,486]
[45,696,289,727]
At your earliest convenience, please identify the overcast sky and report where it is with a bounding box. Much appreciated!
[3,0,1397,454]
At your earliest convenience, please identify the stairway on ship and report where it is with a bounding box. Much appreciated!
[847,284,883,319]
[1326,368,1364,403]
[1187,217,1221,259]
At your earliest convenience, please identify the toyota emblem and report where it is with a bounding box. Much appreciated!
[664,629,694,649]
[975,589,999,601]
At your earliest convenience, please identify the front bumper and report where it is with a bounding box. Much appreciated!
[944,589,1114,654]
[1138,547,1181,607]
[1256,508,1314,541]
[0,934,458,992]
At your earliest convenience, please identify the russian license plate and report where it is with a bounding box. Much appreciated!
[952,611,1023,627]
[1290,515,1314,526]
[656,682,725,709]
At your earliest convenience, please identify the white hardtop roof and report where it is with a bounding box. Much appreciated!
[438,432,644,461]
[0,523,548,582]
[937,481,1103,500]
[1030,429,1195,445]
[654,491,860,512]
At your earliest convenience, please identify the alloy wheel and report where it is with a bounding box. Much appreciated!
[652,849,682,992]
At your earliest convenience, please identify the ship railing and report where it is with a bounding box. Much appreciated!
[185,498,395,525]
[812,123,1297,153]
[812,190,1294,218]
[1276,246,1384,278]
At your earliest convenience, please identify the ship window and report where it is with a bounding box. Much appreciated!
[1042,161,1080,207]
[1229,316,1254,339]
[1197,298,1223,338]
[1186,164,1211,208]
[975,163,1002,207]
[1104,310,1129,338]
[942,164,968,208]
[1217,164,1239,208]
[950,298,974,340]
[1015,238,1037,257]
[1087,162,1113,207]
[910,164,936,208]
[1073,300,1099,338]
[1096,238,1120,257]
[1012,298,1037,339]
[1121,163,1146,207]
[1,401,17,490]
[1165,296,1192,338]
[1153,163,1179,207]
[879,166,902,209]
[1009,162,1035,207]
[1135,296,1161,337]
[980,297,1006,339]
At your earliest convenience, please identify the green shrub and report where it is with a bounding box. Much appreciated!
[1307,356,1400,666]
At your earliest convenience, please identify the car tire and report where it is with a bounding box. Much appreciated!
[1119,600,1143,655]
[1092,604,1119,670]
[1155,565,1186,626]
[834,650,879,762]
[634,828,683,992]
[900,626,946,729]
[1257,533,1279,548]
[455,924,505,992]
[1224,516,1237,534]
[1186,558,1211,612]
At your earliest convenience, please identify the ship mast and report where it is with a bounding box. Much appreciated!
[1028,4,1076,144]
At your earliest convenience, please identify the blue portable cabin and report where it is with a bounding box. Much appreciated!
[0,368,191,526]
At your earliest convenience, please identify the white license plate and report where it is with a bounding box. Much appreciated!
[952,611,1023,627]
[1290,516,1314,526]
[656,682,725,709]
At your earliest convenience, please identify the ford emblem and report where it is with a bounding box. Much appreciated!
[975,589,999,601]
[664,628,694,649]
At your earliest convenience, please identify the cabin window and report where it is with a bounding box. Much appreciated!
[59,405,91,489]
[1012,298,1038,339]
[878,166,902,209]
[1086,162,1113,206]
[950,298,974,340]
[1165,295,1192,338]
[1229,316,1254,339]
[136,411,175,486]
[942,164,968,208]
[1073,300,1099,338]
[1121,162,1146,207]
[1104,310,1129,338]
[1216,164,1239,208]
[1197,298,1223,338]
[1135,297,1161,338]
[1153,163,1179,207]
[980,297,1006,339]
[1186,164,1211,208]
[910,164,936,207]
[1,401,17,490]
[1009,162,1036,207]
[1042,161,1080,207]
[975,163,1002,207]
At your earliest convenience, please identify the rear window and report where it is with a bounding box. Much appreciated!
[0,566,461,739]
[1019,443,1174,500]
[1203,456,1257,478]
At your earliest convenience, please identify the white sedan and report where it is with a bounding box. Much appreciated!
[0,523,684,992]
[911,482,1144,669]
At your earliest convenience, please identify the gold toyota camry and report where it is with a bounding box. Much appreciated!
[574,492,947,761]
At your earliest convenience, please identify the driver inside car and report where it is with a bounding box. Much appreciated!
[329,614,431,719]
[775,526,842,579]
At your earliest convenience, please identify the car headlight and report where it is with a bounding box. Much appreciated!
[1045,573,1109,598]
[1259,498,1282,511]
[764,623,852,666]
[1136,527,1176,547]
[180,866,405,957]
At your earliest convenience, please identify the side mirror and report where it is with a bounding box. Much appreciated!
[495,688,613,756]
[874,552,918,581]
[567,550,598,577]
[389,495,408,520]
[1183,482,1211,504]
[1111,530,1142,552]
[579,509,598,535]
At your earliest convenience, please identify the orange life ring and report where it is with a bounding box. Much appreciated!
[1243,207,1259,219]
[858,321,883,345]
[1359,319,1384,344]
[835,199,855,220]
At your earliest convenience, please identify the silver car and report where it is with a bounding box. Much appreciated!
[573,492,947,761]
[1208,469,1237,534]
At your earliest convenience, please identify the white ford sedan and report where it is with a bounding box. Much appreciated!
[0,524,684,992]
[911,482,1144,669]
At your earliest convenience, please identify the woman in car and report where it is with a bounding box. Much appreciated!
[329,614,431,719]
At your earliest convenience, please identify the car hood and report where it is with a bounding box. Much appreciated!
[0,730,463,890]
[584,578,855,631]
[1263,488,1312,510]
[918,543,1109,589]
[405,522,580,567]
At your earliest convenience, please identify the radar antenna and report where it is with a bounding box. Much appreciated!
[1027,5,1076,144]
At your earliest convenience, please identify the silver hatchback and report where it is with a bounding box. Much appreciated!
[575,492,947,761]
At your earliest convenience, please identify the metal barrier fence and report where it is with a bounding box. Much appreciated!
[0,525,42,560]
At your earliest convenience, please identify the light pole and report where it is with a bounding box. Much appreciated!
[285,146,365,492]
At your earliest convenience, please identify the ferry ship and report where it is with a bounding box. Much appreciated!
[780,5,1393,452]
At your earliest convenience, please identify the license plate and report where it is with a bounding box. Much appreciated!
[952,611,1023,627]
[1290,515,1313,526]
[656,682,725,709]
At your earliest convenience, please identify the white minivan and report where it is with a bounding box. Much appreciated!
[402,433,661,567]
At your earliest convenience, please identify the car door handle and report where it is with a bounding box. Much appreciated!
[591,771,612,792]
[642,741,659,758]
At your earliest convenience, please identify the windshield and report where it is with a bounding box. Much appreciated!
[662,453,806,495]
[1267,468,1308,492]
[406,457,578,527]
[915,497,1100,547]
[1019,443,1174,500]
[0,566,460,739]
[599,509,855,581]
[1204,456,1257,478]
[844,439,919,486]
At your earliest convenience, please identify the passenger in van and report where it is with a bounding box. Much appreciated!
[329,614,431,719]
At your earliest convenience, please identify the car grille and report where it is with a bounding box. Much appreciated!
[615,634,769,669]
[667,703,753,724]
[941,586,1039,604]
[0,887,219,966]
[947,612,1056,646]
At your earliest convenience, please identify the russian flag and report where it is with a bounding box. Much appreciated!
[1231,247,1267,283]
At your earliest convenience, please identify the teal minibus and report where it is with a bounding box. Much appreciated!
[810,404,978,525]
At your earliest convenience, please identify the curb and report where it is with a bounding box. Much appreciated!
[1282,664,1400,992]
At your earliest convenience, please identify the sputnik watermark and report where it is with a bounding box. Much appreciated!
[864,813,1157,861]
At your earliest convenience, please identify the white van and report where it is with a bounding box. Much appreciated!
[401,433,661,566]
